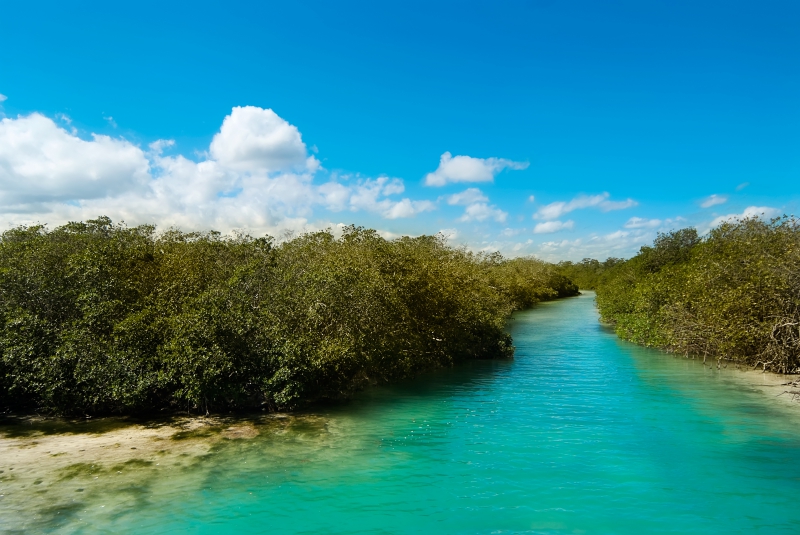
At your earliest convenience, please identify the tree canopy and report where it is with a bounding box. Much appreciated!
[0,217,577,415]
[594,217,800,374]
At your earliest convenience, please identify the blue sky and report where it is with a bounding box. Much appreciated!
[1,0,798,260]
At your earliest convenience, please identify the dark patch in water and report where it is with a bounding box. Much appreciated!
[111,459,154,472]
[171,426,224,440]
[57,462,102,481]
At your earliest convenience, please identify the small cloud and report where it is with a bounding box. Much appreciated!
[528,195,535,203]
[624,217,662,229]
[534,192,637,220]
[0,93,7,103]
[601,199,637,211]
[533,219,574,234]
[104,116,118,128]
[700,194,727,208]
[346,176,436,219]
[501,227,524,237]
[604,230,630,241]
[736,182,749,191]
[740,205,780,219]
[539,238,582,249]
[384,198,436,219]
[209,105,316,173]
[458,202,508,223]
[708,206,781,229]
[148,139,176,155]
[424,151,528,187]
[512,239,534,252]
[55,113,72,124]
[438,228,458,240]
[446,187,489,206]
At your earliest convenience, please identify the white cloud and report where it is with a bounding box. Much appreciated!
[386,198,436,219]
[700,194,727,208]
[532,227,660,262]
[540,238,582,249]
[446,187,488,206]
[533,219,574,234]
[458,203,508,223]
[604,230,630,241]
[501,227,524,237]
[209,106,319,173]
[601,198,638,211]
[0,94,7,103]
[528,195,535,203]
[345,176,436,219]
[424,151,528,187]
[0,113,151,208]
[0,108,436,234]
[438,228,458,240]
[708,206,781,229]
[736,182,749,191]
[624,217,662,229]
[534,192,637,220]
[512,239,534,251]
[318,181,351,212]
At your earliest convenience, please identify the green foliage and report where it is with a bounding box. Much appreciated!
[595,218,800,373]
[555,257,624,290]
[0,218,577,415]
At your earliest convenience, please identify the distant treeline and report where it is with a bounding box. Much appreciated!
[556,257,624,290]
[0,217,577,415]
[582,217,800,374]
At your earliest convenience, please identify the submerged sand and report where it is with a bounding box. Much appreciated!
[0,363,797,532]
[0,413,332,532]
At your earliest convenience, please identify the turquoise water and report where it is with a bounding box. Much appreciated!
[3,292,800,533]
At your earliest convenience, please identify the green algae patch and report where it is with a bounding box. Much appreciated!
[111,459,154,471]
[0,415,138,439]
[170,426,225,441]
[57,462,104,481]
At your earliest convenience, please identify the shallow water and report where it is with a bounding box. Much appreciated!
[2,292,800,534]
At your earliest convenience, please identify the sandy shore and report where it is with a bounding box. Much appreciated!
[0,413,324,532]
[696,362,800,409]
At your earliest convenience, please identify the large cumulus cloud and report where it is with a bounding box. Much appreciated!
[0,106,432,234]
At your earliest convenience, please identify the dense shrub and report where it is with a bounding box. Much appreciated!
[0,217,577,414]
[595,217,800,373]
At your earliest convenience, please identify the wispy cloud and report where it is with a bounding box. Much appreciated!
[445,187,488,206]
[624,217,662,229]
[736,182,749,191]
[700,194,727,208]
[534,192,637,220]
[0,94,7,103]
[624,216,687,230]
[501,227,524,237]
[533,220,574,234]
[424,152,528,187]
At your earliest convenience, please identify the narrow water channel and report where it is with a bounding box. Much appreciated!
[2,292,799,533]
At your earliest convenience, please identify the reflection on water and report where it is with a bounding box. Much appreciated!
[2,292,799,534]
